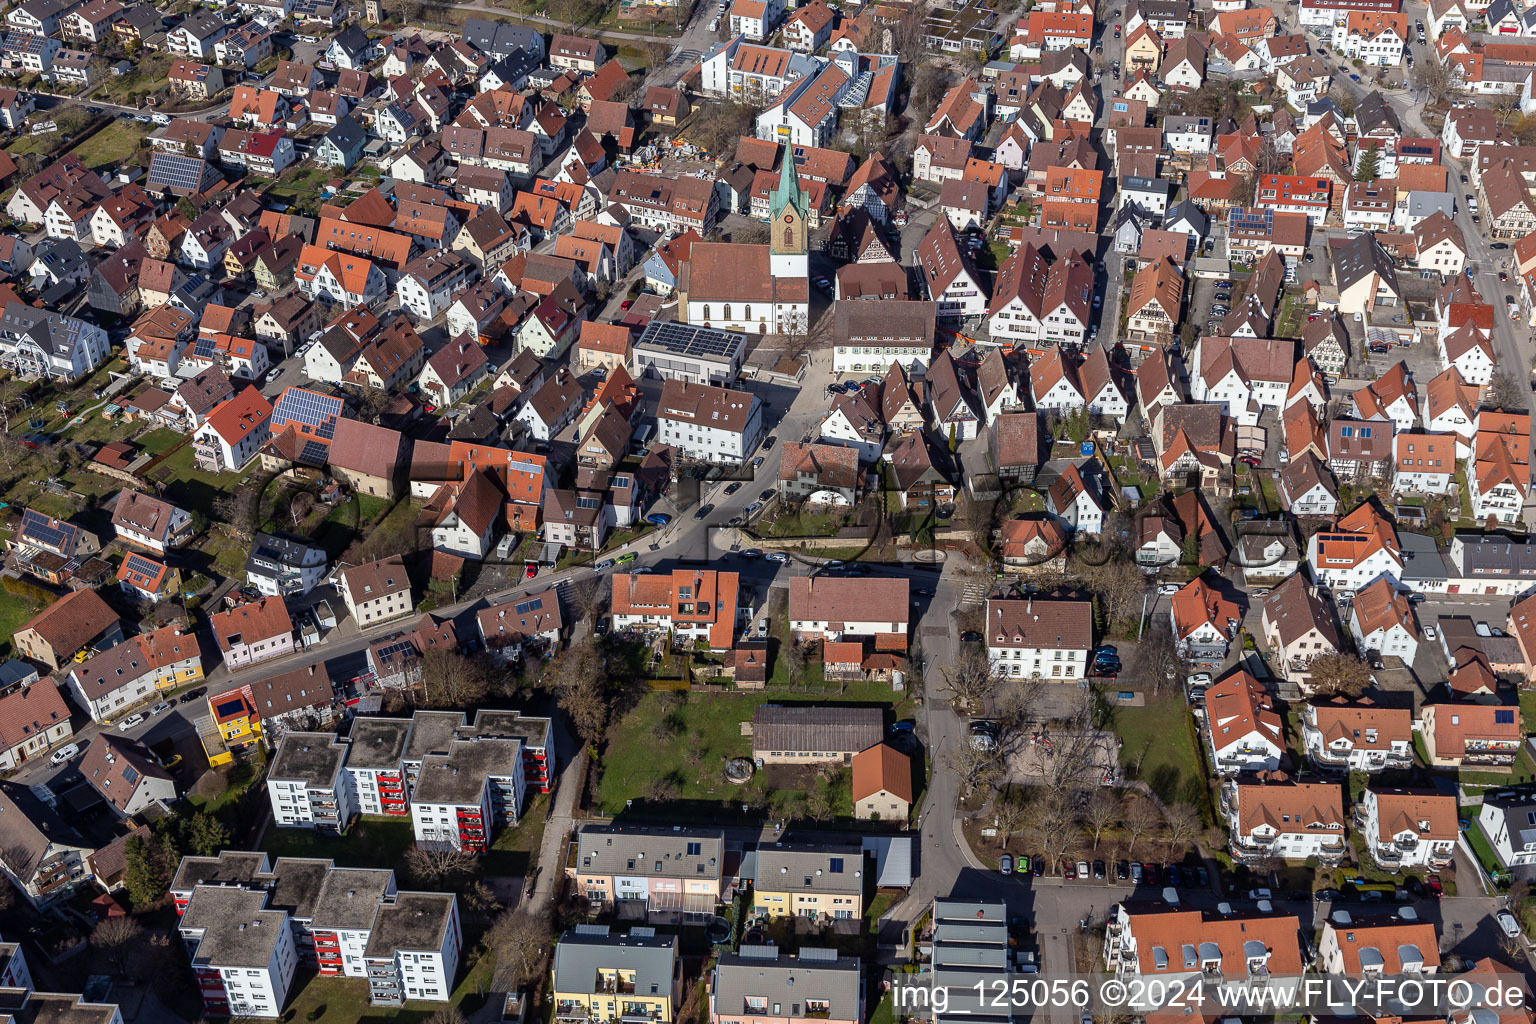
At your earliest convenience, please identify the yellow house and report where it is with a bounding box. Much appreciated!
[552,928,680,1024]
[1124,24,1164,70]
[139,623,204,692]
[198,687,260,767]
[751,844,865,922]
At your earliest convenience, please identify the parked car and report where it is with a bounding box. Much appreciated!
[1076,860,1090,878]
[1498,910,1522,939]
[1130,862,1143,882]
[118,713,145,731]
[693,503,715,520]
[595,559,615,571]
[724,482,742,495]
[1249,887,1273,900]
[1142,864,1158,886]
[617,552,639,563]
[179,687,207,704]
[1032,856,1044,876]
[49,743,80,766]
[1093,860,1106,879]
[1426,874,1443,898]
[150,701,173,717]
[960,630,984,642]
[999,854,1014,875]
[766,552,790,563]
[1063,861,1077,879]
[1116,860,1129,880]
[1158,583,1181,595]
[1187,672,1212,689]
[645,512,673,526]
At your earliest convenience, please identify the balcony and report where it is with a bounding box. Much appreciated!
[556,1002,590,1020]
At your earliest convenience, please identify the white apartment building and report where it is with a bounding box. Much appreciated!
[1223,773,1347,864]
[984,597,1092,682]
[1301,699,1414,772]
[1359,787,1456,869]
[1102,904,1303,1003]
[1316,917,1439,975]
[343,717,414,818]
[180,886,298,1019]
[655,380,763,465]
[410,738,526,853]
[362,893,461,1005]
[266,732,358,832]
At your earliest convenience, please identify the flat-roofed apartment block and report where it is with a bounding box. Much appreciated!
[750,843,865,921]
[363,892,461,1005]
[171,850,462,1008]
[925,899,1020,1024]
[462,709,555,794]
[710,946,863,1024]
[571,824,725,923]
[308,866,398,977]
[267,732,357,832]
[346,717,414,816]
[179,886,298,1018]
[410,737,525,852]
[553,925,681,1024]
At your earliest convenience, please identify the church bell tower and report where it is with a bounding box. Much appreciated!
[768,151,809,278]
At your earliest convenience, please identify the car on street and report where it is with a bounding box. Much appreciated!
[1158,583,1181,595]
[1493,242,1510,250]
[150,702,173,716]
[646,512,673,526]
[727,515,744,527]
[724,482,742,495]
[594,559,615,571]
[49,743,80,765]
[179,687,207,704]
[999,854,1013,875]
[744,502,763,515]
[693,503,715,520]
[620,299,634,309]
[617,552,638,563]
[740,549,762,558]
[1425,625,1437,640]
[760,488,776,501]
[119,713,145,731]
[766,552,790,563]
[1248,888,1272,900]
[1407,592,1425,602]
[762,435,776,450]
[752,457,764,470]
[1315,888,1341,901]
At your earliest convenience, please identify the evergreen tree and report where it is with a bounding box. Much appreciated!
[122,836,167,911]
[1356,146,1379,183]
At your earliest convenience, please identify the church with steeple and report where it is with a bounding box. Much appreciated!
[678,148,811,335]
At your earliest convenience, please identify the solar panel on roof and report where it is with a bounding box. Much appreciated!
[299,440,330,466]
[124,553,163,578]
[148,152,208,193]
[376,639,417,662]
[20,509,69,551]
[513,598,543,614]
[273,388,343,438]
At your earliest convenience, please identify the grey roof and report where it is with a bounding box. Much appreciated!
[1452,532,1536,579]
[714,949,861,1021]
[463,16,541,58]
[180,886,289,968]
[930,899,1015,1024]
[324,114,365,154]
[245,531,325,579]
[483,48,540,87]
[331,23,371,57]
[311,866,396,932]
[861,835,912,887]
[269,731,348,787]
[347,716,414,770]
[0,659,38,689]
[753,843,864,895]
[412,737,522,805]
[1165,199,1208,236]
[171,850,269,894]
[1123,176,1172,198]
[31,238,87,279]
[552,928,678,997]
[575,824,724,880]
[1334,233,1399,298]
[1483,792,1536,856]
[265,856,331,919]
[1406,191,1455,221]
[1399,530,1449,586]
[1356,91,1401,136]
[0,302,94,360]
[464,709,552,747]
[363,890,457,956]
[402,709,466,762]
[0,780,87,882]
[752,705,883,755]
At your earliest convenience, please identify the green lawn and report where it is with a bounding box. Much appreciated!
[0,590,41,658]
[760,510,844,538]
[1521,689,1536,735]
[141,438,249,509]
[483,793,548,878]
[1466,820,1505,881]
[137,428,184,457]
[72,119,143,170]
[1113,693,1211,814]
[596,683,906,817]
[260,815,417,868]
[281,971,469,1023]
[187,757,266,816]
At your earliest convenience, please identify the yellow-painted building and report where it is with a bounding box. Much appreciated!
[552,928,680,1024]
[752,844,865,922]
[198,688,260,767]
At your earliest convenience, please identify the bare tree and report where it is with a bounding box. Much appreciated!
[405,844,480,888]
[1082,790,1123,849]
[418,648,491,707]
[90,916,144,976]
[888,0,932,66]
[212,492,260,540]
[994,675,1045,734]
[489,911,551,990]
[945,741,1004,797]
[1163,803,1202,847]
[1305,652,1373,699]
[942,642,1003,713]
[993,788,1030,850]
[1487,370,1528,413]
[1123,796,1162,855]
[1142,621,1183,697]
[1026,790,1079,874]
[427,1009,467,1024]
[568,575,608,624]
[554,645,609,746]
[352,384,393,425]
[782,640,808,689]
